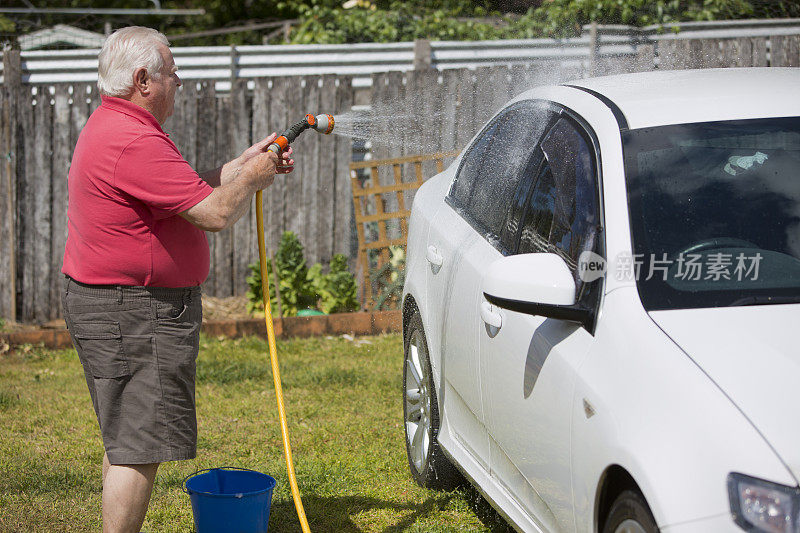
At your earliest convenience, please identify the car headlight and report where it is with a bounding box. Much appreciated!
[728,472,800,533]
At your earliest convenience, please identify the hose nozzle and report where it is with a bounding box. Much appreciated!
[267,113,335,154]
[308,113,335,135]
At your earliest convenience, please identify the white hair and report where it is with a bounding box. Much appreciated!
[97,26,170,97]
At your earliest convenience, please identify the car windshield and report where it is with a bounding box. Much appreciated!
[623,117,800,311]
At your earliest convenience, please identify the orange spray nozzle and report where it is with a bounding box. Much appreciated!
[267,113,335,153]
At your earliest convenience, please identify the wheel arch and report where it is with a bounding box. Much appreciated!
[402,293,420,341]
[595,464,652,531]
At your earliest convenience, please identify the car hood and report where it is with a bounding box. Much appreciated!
[649,304,800,483]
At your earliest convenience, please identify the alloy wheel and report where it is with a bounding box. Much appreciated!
[404,328,431,473]
[614,519,649,533]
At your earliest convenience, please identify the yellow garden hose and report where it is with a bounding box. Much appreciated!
[255,189,311,533]
[256,113,334,531]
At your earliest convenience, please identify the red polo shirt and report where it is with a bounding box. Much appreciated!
[62,96,213,287]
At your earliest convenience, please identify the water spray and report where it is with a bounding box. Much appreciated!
[256,113,334,533]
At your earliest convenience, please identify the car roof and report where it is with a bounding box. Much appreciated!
[560,67,800,130]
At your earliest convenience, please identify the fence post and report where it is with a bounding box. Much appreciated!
[229,44,237,87]
[589,21,599,76]
[283,21,292,43]
[2,46,20,322]
[633,43,656,72]
[413,39,433,71]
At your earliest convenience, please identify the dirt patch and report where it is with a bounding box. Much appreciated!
[0,320,57,333]
[201,295,252,321]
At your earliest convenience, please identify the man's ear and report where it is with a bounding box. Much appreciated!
[132,67,150,95]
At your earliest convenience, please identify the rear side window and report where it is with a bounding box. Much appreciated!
[448,100,556,246]
[519,162,556,254]
[519,117,599,291]
[499,152,543,251]
[449,117,505,208]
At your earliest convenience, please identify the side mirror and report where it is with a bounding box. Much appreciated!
[482,253,594,330]
[483,253,576,306]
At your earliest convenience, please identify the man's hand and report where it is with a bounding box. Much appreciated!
[276,148,294,174]
[241,150,279,190]
[240,133,275,162]
[242,133,294,175]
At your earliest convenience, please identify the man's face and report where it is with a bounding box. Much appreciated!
[149,45,181,125]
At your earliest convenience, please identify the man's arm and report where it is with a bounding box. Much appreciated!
[185,133,294,232]
[199,134,293,188]
[181,150,278,232]
[198,165,224,188]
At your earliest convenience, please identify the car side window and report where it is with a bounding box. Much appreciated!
[499,151,543,252]
[519,161,557,254]
[449,116,506,209]
[448,100,556,249]
[518,116,600,295]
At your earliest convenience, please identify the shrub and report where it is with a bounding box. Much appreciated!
[288,1,512,44]
[274,231,318,315]
[309,254,359,314]
[371,245,406,310]
[246,232,360,317]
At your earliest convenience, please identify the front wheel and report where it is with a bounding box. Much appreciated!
[602,490,659,533]
[403,311,460,490]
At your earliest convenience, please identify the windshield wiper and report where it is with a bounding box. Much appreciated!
[728,295,800,307]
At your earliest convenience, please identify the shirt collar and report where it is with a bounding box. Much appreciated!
[101,96,165,133]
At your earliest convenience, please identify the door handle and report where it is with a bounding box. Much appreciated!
[426,245,443,267]
[480,301,502,329]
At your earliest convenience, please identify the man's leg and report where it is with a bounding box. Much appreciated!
[102,458,160,533]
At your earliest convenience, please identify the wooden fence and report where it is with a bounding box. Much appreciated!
[1,33,799,322]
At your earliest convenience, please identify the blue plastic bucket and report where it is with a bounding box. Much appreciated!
[183,467,276,533]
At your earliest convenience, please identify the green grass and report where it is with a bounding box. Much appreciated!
[0,334,512,532]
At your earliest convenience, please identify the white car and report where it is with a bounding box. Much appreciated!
[401,68,800,533]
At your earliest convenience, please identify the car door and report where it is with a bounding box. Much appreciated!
[433,100,558,471]
[480,114,605,532]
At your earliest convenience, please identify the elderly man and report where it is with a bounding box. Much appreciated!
[61,26,292,532]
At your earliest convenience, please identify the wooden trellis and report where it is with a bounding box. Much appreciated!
[350,151,459,307]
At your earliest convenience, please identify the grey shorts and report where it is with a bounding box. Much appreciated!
[62,276,202,465]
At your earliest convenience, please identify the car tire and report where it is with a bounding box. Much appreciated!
[603,489,659,533]
[403,311,460,490]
